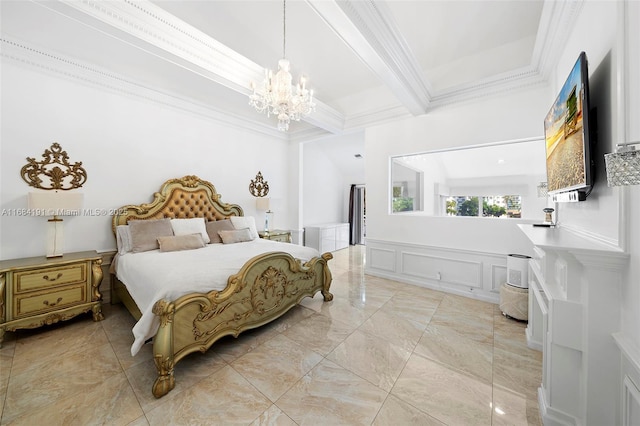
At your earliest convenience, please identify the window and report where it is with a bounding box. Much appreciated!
[390,139,546,219]
[445,195,522,218]
[391,160,423,213]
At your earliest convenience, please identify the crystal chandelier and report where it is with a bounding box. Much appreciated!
[249,0,315,131]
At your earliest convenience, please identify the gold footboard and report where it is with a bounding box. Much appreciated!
[150,251,333,398]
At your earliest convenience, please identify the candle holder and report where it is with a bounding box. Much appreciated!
[533,207,555,228]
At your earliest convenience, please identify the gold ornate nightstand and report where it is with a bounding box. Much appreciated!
[258,230,292,243]
[0,250,104,346]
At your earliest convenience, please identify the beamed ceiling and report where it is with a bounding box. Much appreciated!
[1,0,582,141]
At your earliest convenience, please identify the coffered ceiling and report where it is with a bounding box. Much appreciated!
[1,0,582,140]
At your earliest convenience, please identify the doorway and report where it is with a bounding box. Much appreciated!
[349,185,366,245]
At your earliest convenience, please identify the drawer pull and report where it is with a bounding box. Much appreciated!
[42,273,63,282]
[43,297,63,307]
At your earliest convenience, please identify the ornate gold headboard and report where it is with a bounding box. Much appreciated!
[112,175,243,234]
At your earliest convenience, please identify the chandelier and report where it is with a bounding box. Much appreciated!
[249,0,315,131]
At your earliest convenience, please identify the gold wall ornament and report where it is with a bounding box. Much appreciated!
[249,171,269,197]
[20,142,87,190]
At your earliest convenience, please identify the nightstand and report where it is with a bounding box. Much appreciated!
[0,250,104,346]
[258,230,292,243]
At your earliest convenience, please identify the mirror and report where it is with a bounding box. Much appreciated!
[391,138,547,219]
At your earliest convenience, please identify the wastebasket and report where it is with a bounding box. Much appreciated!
[500,254,531,321]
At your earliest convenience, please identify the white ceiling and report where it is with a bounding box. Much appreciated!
[1,0,581,173]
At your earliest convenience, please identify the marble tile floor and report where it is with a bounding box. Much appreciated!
[0,246,542,425]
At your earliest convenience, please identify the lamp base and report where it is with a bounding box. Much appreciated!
[46,217,64,258]
[264,210,274,233]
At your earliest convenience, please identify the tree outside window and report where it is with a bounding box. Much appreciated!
[446,195,521,218]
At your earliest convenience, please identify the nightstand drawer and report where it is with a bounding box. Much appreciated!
[14,284,86,318]
[258,230,291,243]
[269,234,290,242]
[14,264,86,293]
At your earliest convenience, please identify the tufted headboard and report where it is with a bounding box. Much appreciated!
[112,175,243,234]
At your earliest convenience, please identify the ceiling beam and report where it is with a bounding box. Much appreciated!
[44,0,344,134]
[306,0,431,115]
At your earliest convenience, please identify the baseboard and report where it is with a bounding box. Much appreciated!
[538,387,578,426]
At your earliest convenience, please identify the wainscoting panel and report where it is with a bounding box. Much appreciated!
[365,239,508,303]
[368,247,397,273]
[491,264,508,292]
[623,376,640,426]
[614,333,640,426]
[401,252,482,289]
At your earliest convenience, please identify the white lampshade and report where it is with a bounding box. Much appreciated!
[28,191,84,215]
[28,191,83,257]
[256,197,270,211]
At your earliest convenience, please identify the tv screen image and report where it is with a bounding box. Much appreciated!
[544,51,592,197]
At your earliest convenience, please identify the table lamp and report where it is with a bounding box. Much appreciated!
[28,191,83,257]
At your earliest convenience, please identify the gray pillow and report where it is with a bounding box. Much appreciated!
[206,219,234,243]
[129,218,173,252]
[218,228,253,244]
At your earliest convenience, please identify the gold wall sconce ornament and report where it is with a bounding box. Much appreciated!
[249,171,269,197]
[21,142,87,190]
[21,143,86,257]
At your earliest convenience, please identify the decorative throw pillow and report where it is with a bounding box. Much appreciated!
[128,218,174,253]
[205,219,235,243]
[170,218,210,244]
[229,216,258,240]
[116,225,133,255]
[157,234,206,252]
[218,228,254,244]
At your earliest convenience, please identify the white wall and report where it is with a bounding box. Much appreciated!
[550,0,640,361]
[620,0,640,370]
[365,85,550,257]
[301,141,346,226]
[302,132,366,229]
[0,62,289,260]
[551,1,621,246]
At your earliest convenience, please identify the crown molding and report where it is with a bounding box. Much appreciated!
[531,0,585,80]
[310,0,582,116]
[0,36,284,139]
[5,0,583,139]
[344,104,411,131]
[429,65,547,108]
[37,0,343,135]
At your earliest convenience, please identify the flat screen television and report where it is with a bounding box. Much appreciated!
[543,51,594,201]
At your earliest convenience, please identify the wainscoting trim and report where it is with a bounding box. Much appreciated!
[614,332,640,426]
[365,239,506,303]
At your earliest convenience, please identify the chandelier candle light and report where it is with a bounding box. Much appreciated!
[249,0,315,131]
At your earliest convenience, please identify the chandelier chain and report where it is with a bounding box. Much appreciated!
[248,0,315,131]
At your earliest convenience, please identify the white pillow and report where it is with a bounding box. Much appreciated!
[116,225,133,255]
[170,218,210,244]
[229,216,258,240]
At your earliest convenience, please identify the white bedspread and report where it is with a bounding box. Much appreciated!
[115,239,321,355]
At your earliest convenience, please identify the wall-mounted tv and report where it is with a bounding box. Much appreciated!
[543,51,594,202]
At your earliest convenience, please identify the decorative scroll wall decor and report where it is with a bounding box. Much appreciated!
[249,171,269,197]
[21,143,87,190]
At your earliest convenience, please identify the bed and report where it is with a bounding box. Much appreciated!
[111,175,333,398]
